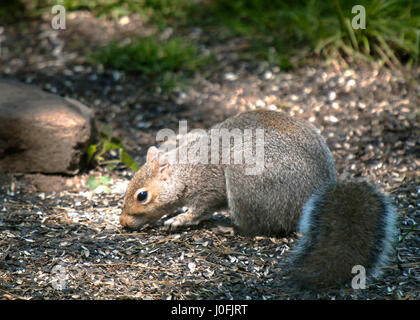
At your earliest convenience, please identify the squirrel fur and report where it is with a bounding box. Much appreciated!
[120,109,397,289]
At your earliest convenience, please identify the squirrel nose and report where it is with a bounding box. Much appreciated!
[119,213,130,227]
[120,212,145,229]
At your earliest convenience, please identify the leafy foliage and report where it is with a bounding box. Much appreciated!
[91,35,212,91]
[85,126,139,193]
[86,125,139,172]
[86,174,112,193]
[3,0,418,78]
[187,0,419,69]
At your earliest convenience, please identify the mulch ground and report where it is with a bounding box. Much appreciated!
[0,13,418,300]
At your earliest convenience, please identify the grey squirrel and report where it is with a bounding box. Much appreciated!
[120,109,397,289]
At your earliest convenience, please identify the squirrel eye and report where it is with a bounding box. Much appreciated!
[135,189,150,204]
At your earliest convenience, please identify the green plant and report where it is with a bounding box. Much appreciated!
[321,0,420,67]
[86,174,112,193]
[187,0,311,70]
[86,125,139,172]
[85,126,138,194]
[0,0,25,23]
[188,0,420,69]
[91,35,211,91]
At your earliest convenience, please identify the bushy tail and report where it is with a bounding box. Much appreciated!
[290,181,398,289]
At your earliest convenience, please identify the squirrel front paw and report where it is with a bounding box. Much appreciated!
[163,211,208,231]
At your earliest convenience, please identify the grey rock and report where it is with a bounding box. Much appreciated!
[0,79,95,174]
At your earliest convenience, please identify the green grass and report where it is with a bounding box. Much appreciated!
[188,0,420,69]
[0,0,25,23]
[49,0,191,27]
[324,0,420,68]
[91,35,212,92]
[2,0,419,73]
[0,0,191,28]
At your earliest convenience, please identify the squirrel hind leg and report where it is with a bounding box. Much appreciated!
[289,181,398,290]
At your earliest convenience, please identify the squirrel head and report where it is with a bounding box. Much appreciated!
[120,146,181,229]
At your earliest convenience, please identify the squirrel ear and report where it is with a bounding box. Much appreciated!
[156,153,171,180]
[158,162,171,181]
[147,147,171,180]
[146,146,159,163]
